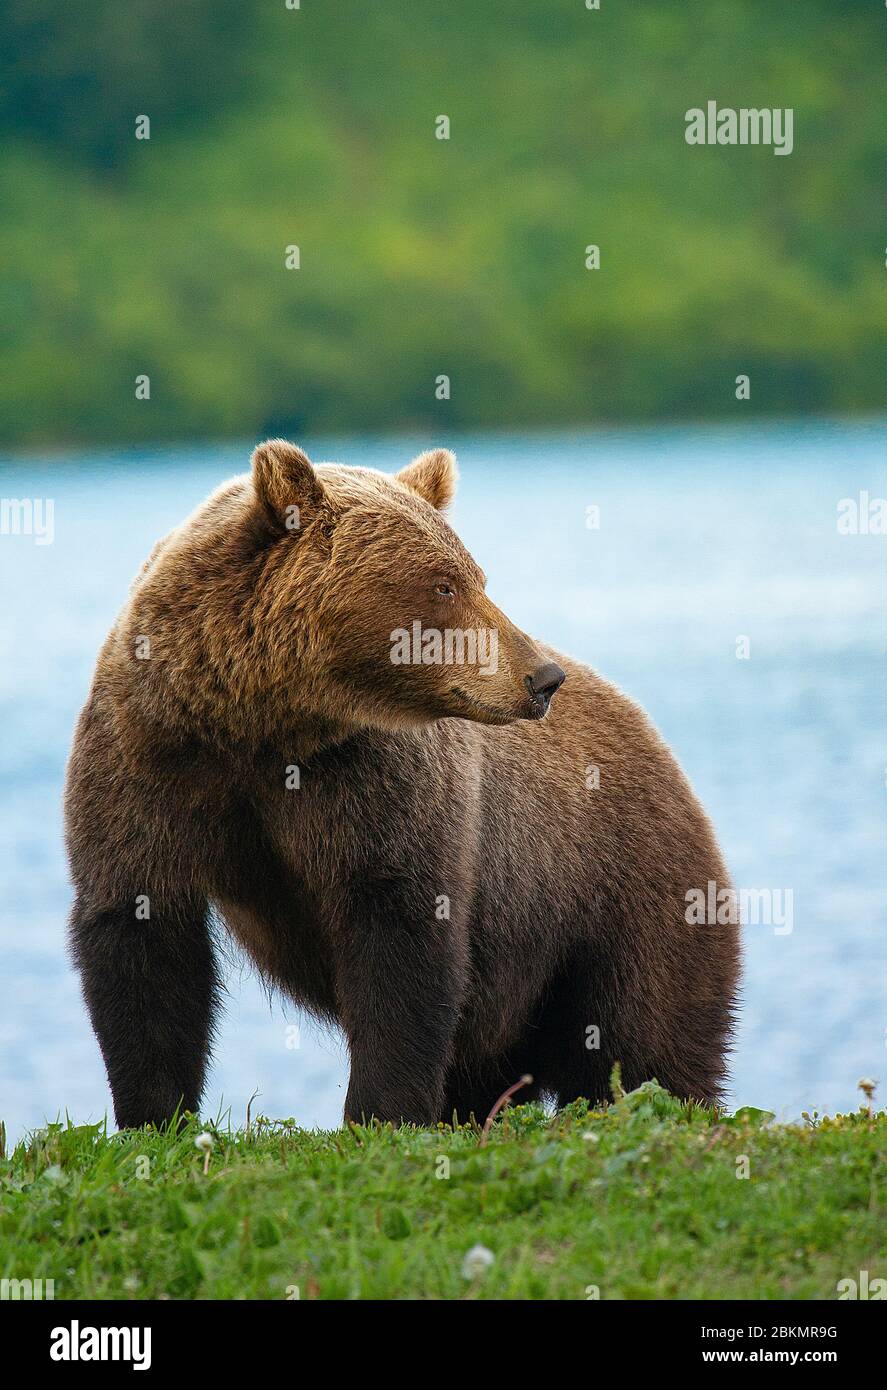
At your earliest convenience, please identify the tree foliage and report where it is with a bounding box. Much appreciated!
[1,0,884,446]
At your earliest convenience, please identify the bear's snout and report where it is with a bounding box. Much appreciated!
[524,661,566,718]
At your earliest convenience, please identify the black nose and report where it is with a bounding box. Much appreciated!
[525,661,566,709]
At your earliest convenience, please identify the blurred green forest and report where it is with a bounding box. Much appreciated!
[1,0,884,448]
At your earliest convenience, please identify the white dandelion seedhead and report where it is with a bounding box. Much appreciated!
[461,1243,495,1281]
[858,1078,878,1112]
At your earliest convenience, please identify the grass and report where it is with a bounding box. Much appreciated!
[1,1082,884,1301]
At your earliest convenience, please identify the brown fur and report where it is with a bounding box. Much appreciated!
[65,440,739,1128]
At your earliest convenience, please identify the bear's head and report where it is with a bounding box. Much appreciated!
[246,439,565,736]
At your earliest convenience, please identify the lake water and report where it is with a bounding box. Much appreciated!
[1,419,885,1142]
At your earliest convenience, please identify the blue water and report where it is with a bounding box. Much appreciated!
[1,419,885,1141]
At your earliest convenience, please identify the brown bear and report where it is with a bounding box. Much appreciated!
[65,440,739,1129]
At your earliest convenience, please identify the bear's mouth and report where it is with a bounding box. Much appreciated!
[448,685,525,724]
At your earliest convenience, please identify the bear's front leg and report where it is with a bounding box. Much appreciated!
[70,893,219,1129]
[336,875,466,1126]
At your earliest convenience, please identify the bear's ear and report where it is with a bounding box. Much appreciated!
[252,439,325,530]
[396,448,458,511]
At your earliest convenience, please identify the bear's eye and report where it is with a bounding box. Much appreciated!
[435,582,456,599]
[320,521,335,541]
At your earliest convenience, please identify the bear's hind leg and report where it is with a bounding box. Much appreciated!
[535,936,732,1110]
[71,895,219,1129]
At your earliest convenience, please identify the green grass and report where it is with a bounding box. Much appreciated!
[1,1083,883,1300]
